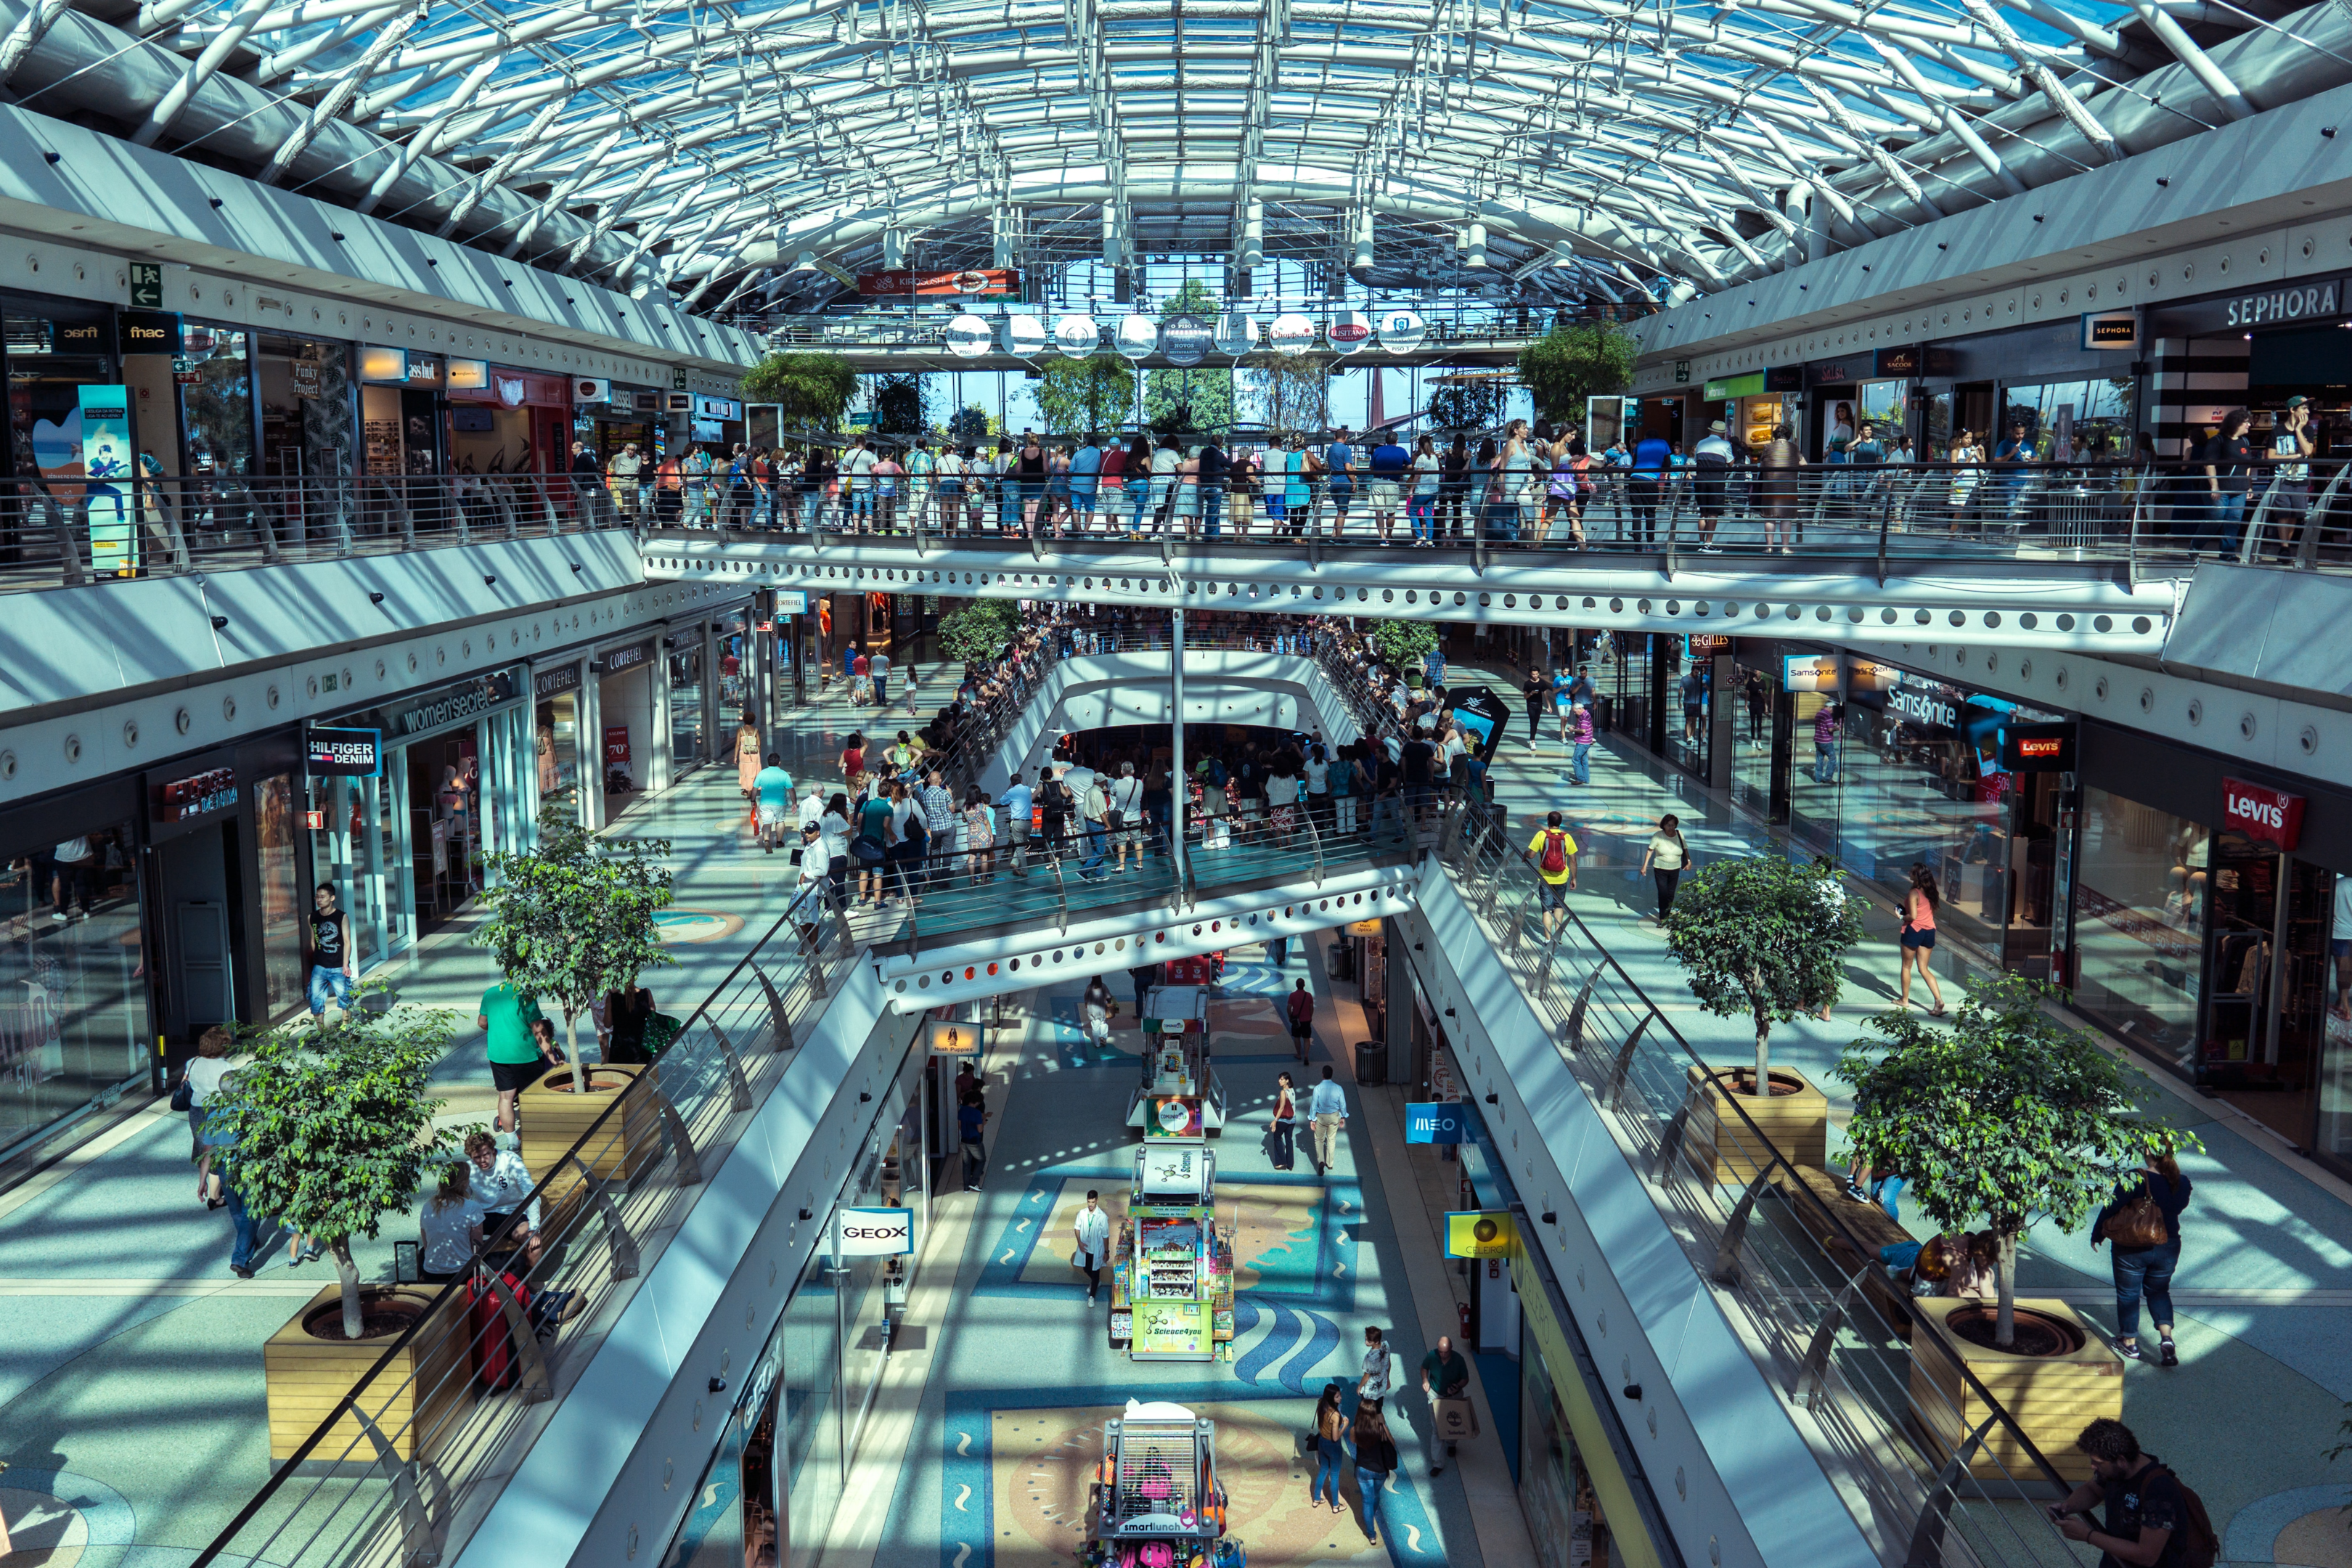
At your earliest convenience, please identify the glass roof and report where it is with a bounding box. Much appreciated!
[75,0,2346,312]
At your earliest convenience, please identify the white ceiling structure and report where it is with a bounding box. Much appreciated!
[4,0,2347,322]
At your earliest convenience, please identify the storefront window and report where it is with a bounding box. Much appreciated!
[782,1241,843,1568]
[256,335,353,480]
[2072,788,2208,1073]
[660,1395,750,1568]
[716,612,751,728]
[1923,388,1953,457]
[255,774,306,1021]
[1664,642,1710,780]
[0,820,148,1158]
[1730,664,1778,817]
[671,636,706,769]
[1999,378,2136,460]
[180,324,255,478]
[536,693,580,816]
[1521,1343,1630,1568]
[2319,874,2352,1162]
[307,769,413,973]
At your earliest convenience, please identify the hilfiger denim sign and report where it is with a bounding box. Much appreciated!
[2222,777,2304,852]
[2224,279,2341,329]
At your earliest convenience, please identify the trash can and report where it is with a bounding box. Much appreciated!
[1354,1040,1387,1086]
[1327,941,1354,983]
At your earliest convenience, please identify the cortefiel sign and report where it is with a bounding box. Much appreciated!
[835,1206,914,1256]
[304,727,383,777]
[2223,777,2304,852]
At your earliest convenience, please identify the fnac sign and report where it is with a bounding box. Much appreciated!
[2223,777,2304,852]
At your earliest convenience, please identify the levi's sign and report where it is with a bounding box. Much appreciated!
[835,1206,914,1256]
[2223,777,2304,851]
[2226,279,2341,328]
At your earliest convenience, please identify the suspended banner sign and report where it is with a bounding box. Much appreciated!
[1053,314,1101,357]
[856,269,1020,297]
[1162,314,1211,367]
[1114,314,1159,361]
[1377,308,1426,355]
[835,1206,915,1256]
[944,314,994,359]
[1214,314,1257,356]
[1001,314,1048,356]
[1328,309,1373,354]
[1267,313,1316,356]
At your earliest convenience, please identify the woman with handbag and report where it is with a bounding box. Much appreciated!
[2092,1147,2193,1365]
[1270,1071,1298,1171]
[1350,1399,1400,1545]
[1307,1383,1348,1514]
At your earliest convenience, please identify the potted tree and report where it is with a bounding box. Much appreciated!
[1837,975,2192,1480]
[1661,857,1862,1181]
[475,804,675,1186]
[205,1003,473,1462]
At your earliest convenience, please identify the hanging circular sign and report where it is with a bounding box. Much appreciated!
[1163,314,1211,367]
[1052,314,1101,358]
[1001,314,1047,356]
[1378,308,1426,355]
[1213,313,1258,357]
[1267,313,1316,356]
[1328,309,1373,354]
[944,314,993,359]
[1114,314,1159,361]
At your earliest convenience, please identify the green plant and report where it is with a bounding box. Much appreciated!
[939,599,1018,665]
[946,402,995,446]
[1663,857,1864,1093]
[1516,322,1637,426]
[1837,974,2198,1348]
[1241,352,1334,438]
[205,1003,466,1338]
[1427,373,1510,433]
[1035,356,1135,438]
[742,352,858,430]
[867,371,931,436]
[1366,618,1438,671]
[475,802,676,1082]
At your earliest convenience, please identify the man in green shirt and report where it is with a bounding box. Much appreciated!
[480,981,552,1132]
[1420,1334,1472,1476]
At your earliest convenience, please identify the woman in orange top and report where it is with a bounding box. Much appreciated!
[1898,865,1946,1015]
[653,452,684,525]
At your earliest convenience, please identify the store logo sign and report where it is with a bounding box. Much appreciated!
[2225,279,2340,328]
[2223,777,2303,850]
[1889,683,1958,730]
[835,1206,913,1256]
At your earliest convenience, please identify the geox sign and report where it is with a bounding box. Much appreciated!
[2224,279,2341,328]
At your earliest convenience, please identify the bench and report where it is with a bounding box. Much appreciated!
[1774,1164,1918,1338]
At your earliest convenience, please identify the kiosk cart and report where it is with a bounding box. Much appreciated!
[1082,1400,1246,1568]
[1126,983,1229,1136]
[1108,1140,1235,1358]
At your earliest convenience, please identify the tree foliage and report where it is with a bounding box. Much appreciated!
[866,371,931,436]
[1428,374,1511,433]
[1837,974,2197,1348]
[1146,368,1233,435]
[475,802,676,1078]
[1239,352,1334,438]
[1662,856,1864,1090]
[742,352,858,430]
[205,1004,466,1338]
[940,599,1018,665]
[945,402,995,446]
[1366,618,1438,671]
[1035,356,1135,438]
[1516,322,1637,426]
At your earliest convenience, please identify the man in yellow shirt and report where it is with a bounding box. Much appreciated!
[1525,809,1579,939]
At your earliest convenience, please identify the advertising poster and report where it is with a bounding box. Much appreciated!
[836,1206,915,1256]
[76,385,136,576]
[1132,1300,1212,1357]
[1445,1210,1517,1259]
[1143,1095,1205,1139]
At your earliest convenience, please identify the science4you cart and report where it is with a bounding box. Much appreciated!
[1082,1400,1246,1568]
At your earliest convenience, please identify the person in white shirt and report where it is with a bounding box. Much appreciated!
[184,1024,238,1206]
[1691,420,1736,552]
[1265,759,1302,844]
[798,785,827,834]
[465,1129,543,1267]
[417,1161,482,1281]
[1074,1189,1113,1302]
[1308,1065,1348,1174]
[1107,761,1144,873]
[1302,744,1332,839]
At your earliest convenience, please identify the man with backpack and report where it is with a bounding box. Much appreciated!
[2050,1418,2216,1568]
[1524,809,1579,940]
[1286,978,1315,1062]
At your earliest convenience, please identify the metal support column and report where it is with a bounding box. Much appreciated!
[1169,605,1188,890]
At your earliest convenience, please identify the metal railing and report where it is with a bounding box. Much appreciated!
[192,878,858,1568]
[650,457,2352,578]
[731,301,1637,353]
[1424,795,2084,1568]
[4,472,642,594]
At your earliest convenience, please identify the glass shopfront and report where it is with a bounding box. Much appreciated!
[2073,789,2208,1072]
[669,628,708,772]
[5,298,121,567]
[1998,376,2138,460]
[716,611,753,732]
[534,661,584,822]
[1662,637,1714,781]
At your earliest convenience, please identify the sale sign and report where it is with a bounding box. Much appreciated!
[2223,777,2304,852]
[604,724,632,766]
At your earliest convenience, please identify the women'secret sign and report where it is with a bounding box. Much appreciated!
[2223,777,2303,852]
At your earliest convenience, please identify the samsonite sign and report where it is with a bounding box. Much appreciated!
[835,1206,914,1255]
[2223,777,2304,851]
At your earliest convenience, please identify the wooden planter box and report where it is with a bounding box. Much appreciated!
[1681,1064,1828,1183]
[1907,1298,2123,1485]
[264,1283,467,1465]
[519,1061,664,1185]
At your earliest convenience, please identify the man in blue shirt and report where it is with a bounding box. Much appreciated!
[1197,437,1228,539]
[997,770,1033,875]
[1629,430,1674,546]
[1324,429,1356,540]
[1307,1065,1349,1175]
[1368,433,1409,544]
[1070,436,1103,531]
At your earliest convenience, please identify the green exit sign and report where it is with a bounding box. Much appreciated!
[1673,359,1690,384]
[130,262,164,309]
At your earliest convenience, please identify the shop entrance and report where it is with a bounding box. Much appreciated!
[2199,832,2332,1143]
[1809,385,1858,460]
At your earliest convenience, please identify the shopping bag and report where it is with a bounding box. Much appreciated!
[1434,1397,1480,1441]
